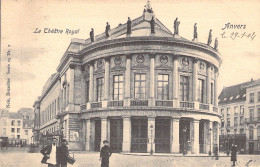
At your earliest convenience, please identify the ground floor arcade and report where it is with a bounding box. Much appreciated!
[83,116,220,154]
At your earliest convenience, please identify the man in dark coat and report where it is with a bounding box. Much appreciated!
[231,144,237,166]
[99,140,112,167]
[59,139,69,167]
[40,138,59,167]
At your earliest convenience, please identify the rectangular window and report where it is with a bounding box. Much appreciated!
[221,121,224,127]
[211,83,214,105]
[227,118,230,127]
[11,120,15,126]
[57,97,60,110]
[17,120,21,126]
[11,128,15,133]
[234,106,238,115]
[240,106,244,115]
[227,108,230,116]
[250,109,254,120]
[96,78,104,102]
[113,75,124,100]
[17,128,20,133]
[180,76,189,101]
[3,128,6,135]
[197,79,205,103]
[258,92,260,102]
[86,81,89,103]
[240,128,244,134]
[221,109,224,117]
[234,117,238,127]
[250,93,254,103]
[157,74,169,100]
[240,116,244,125]
[17,135,20,139]
[134,74,146,99]
[258,108,260,118]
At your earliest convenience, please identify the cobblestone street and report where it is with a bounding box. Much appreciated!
[0,148,260,167]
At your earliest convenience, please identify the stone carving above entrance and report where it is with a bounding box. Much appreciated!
[136,55,145,64]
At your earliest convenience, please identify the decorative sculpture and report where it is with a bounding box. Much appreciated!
[174,18,180,35]
[193,23,197,40]
[105,22,110,38]
[127,17,132,34]
[150,16,155,33]
[207,29,212,45]
[90,28,94,42]
[214,38,218,50]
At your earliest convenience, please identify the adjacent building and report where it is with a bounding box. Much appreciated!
[219,78,260,154]
[0,108,34,146]
[33,2,222,153]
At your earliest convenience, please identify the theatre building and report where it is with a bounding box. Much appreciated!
[33,3,222,153]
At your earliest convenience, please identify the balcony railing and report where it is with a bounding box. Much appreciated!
[108,100,124,107]
[180,101,194,109]
[155,100,173,107]
[130,100,148,106]
[91,102,102,109]
[199,103,209,110]
[245,117,260,124]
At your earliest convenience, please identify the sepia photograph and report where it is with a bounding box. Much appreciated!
[0,0,260,166]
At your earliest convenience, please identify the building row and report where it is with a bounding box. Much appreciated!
[0,108,34,146]
[219,78,260,154]
[33,2,222,154]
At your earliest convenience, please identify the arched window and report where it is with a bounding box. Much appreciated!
[249,126,254,140]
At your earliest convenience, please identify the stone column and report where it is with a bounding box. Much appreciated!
[104,58,110,101]
[149,54,155,106]
[85,119,91,151]
[209,121,213,154]
[193,120,200,154]
[147,117,155,153]
[171,117,180,153]
[214,70,218,107]
[206,64,211,104]
[173,56,179,107]
[69,65,75,105]
[89,63,94,102]
[122,116,131,152]
[100,117,108,147]
[193,58,198,102]
[215,122,220,154]
[124,54,131,106]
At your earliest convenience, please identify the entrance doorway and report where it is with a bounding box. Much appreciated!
[155,118,171,153]
[179,119,191,153]
[131,118,147,153]
[110,119,123,152]
[199,121,205,153]
[249,142,254,154]
[94,120,101,151]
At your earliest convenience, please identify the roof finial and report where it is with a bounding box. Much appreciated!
[145,0,153,13]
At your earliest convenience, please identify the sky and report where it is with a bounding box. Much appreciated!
[1,0,260,112]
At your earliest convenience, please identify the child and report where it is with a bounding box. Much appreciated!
[99,140,112,167]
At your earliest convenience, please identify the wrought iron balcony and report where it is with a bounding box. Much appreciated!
[130,100,148,106]
[155,100,173,107]
[180,101,194,109]
[245,117,260,124]
[91,102,102,108]
[108,100,124,107]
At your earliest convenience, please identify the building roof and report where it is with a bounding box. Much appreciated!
[218,80,252,104]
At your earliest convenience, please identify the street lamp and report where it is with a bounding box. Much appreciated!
[227,130,230,155]
[209,128,212,156]
[183,127,187,155]
[150,124,153,155]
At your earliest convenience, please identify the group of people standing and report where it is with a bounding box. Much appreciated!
[40,138,69,167]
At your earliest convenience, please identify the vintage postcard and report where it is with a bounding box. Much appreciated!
[0,0,260,166]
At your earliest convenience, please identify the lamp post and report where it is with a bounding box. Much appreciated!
[209,128,212,155]
[183,127,187,155]
[150,124,153,155]
[227,130,230,155]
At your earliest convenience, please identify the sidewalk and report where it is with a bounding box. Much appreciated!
[120,152,229,157]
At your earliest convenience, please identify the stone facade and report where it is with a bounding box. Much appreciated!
[34,4,222,153]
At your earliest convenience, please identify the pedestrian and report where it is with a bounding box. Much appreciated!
[99,140,112,167]
[40,138,59,167]
[58,139,69,167]
[231,144,237,166]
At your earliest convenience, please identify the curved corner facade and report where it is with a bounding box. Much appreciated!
[33,10,222,154]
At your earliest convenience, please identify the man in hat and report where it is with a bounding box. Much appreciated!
[40,138,59,167]
[99,140,112,167]
[58,139,69,167]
